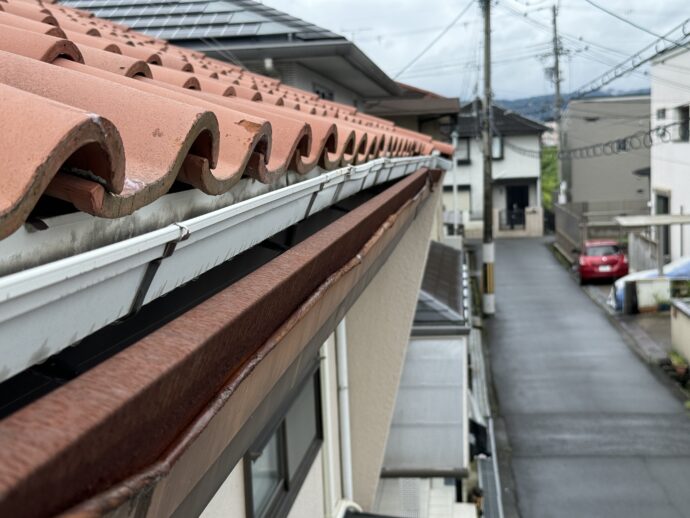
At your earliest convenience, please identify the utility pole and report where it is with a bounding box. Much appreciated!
[552,4,567,204]
[482,0,495,315]
[451,131,460,235]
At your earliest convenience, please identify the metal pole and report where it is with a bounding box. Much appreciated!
[552,5,562,173]
[335,320,354,501]
[552,5,568,207]
[681,205,684,257]
[482,0,495,315]
[657,224,664,276]
[451,130,459,235]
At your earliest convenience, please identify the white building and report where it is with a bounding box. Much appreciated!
[650,47,690,261]
[444,100,547,238]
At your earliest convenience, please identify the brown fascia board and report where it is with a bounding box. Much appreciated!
[0,167,443,518]
[362,97,461,118]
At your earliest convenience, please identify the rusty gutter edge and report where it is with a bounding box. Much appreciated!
[0,168,442,518]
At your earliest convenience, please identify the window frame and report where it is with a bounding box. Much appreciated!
[244,370,323,518]
[491,136,504,160]
[677,105,690,142]
[313,83,334,101]
[455,137,471,165]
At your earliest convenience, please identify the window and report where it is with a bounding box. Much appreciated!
[245,372,322,518]
[585,245,620,257]
[455,138,470,165]
[678,106,689,142]
[313,83,334,101]
[657,108,666,120]
[491,136,504,160]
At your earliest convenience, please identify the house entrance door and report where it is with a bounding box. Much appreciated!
[505,185,529,229]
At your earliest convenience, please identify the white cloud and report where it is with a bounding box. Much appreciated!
[262,0,689,100]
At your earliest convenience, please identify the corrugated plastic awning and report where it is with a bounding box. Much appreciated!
[615,214,690,227]
[382,337,469,478]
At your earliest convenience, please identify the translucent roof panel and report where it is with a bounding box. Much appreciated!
[382,338,469,477]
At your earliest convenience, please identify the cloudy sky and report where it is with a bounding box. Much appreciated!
[261,0,688,100]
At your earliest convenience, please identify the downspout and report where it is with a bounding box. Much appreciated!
[335,319,354,501]
[320,342,338,517]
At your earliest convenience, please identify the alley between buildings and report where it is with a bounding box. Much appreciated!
[488,238,690,518]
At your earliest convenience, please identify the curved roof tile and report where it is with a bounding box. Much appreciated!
[0,83,125,240]
[0,1,453,240]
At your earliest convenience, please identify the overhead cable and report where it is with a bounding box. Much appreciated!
[394,0,475,79]
[499,121,682,159]
[581,0,672,43]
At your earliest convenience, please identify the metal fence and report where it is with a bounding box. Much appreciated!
[628,231,658,272]
[554,200,649,263]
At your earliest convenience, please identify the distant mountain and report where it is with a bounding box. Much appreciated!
[495,88,650,122]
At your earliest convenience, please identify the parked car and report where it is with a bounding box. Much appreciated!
[608,257,690,311]
[578,239,628,284]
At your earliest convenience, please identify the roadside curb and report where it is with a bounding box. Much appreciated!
[580,285,666,364]
[579,278,690,403]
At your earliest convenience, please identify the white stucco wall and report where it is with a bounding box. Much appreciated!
[651,48,690,261]
[344,187,441,511]
[275,61,359,107]
[444,134,541,218]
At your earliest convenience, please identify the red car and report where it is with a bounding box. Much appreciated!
[578,239,629,284]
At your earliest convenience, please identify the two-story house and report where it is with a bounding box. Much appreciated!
[561,95,651,206]
[445,100,547,238]
[650,47,690,262]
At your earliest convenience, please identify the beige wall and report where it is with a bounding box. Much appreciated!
[199,461,245,518]
[287,450,326,518]
[196,188,441,517]
[344,187,441,510]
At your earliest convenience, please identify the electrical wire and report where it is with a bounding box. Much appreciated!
[394,0,475,79]
[581,0,672,43]
[500,121,683,160]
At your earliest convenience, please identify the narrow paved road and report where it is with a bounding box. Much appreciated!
[488,238,690,518]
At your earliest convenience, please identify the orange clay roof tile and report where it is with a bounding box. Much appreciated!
[0,2,453,241]
[63,29,121,53]
[0,83,125,240]
[0,10,65,37]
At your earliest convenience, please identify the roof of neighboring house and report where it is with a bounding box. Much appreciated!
[362,82,460,118]
[413,240,469,334]
[60,0,403,97]
[0,0,453,242]
[62,0,343,42]
[456,99,548,138]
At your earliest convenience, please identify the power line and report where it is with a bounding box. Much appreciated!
[394,0,475,79]
[499,121,682,159]
[572,19,690,98]
[581,0,672,43]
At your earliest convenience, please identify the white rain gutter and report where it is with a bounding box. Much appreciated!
[320,340,339,517]
[335,319,354,501]
[0,156,448,383]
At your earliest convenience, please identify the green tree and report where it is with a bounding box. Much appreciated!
[541,146,558,210]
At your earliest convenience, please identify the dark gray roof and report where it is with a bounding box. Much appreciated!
[413,240,469,334]
[457,99,548,138]
[61,0,343,42]
[60,0,401,97]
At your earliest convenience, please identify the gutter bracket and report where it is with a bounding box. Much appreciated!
[128,224,191,315]
[304,182,326,220]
